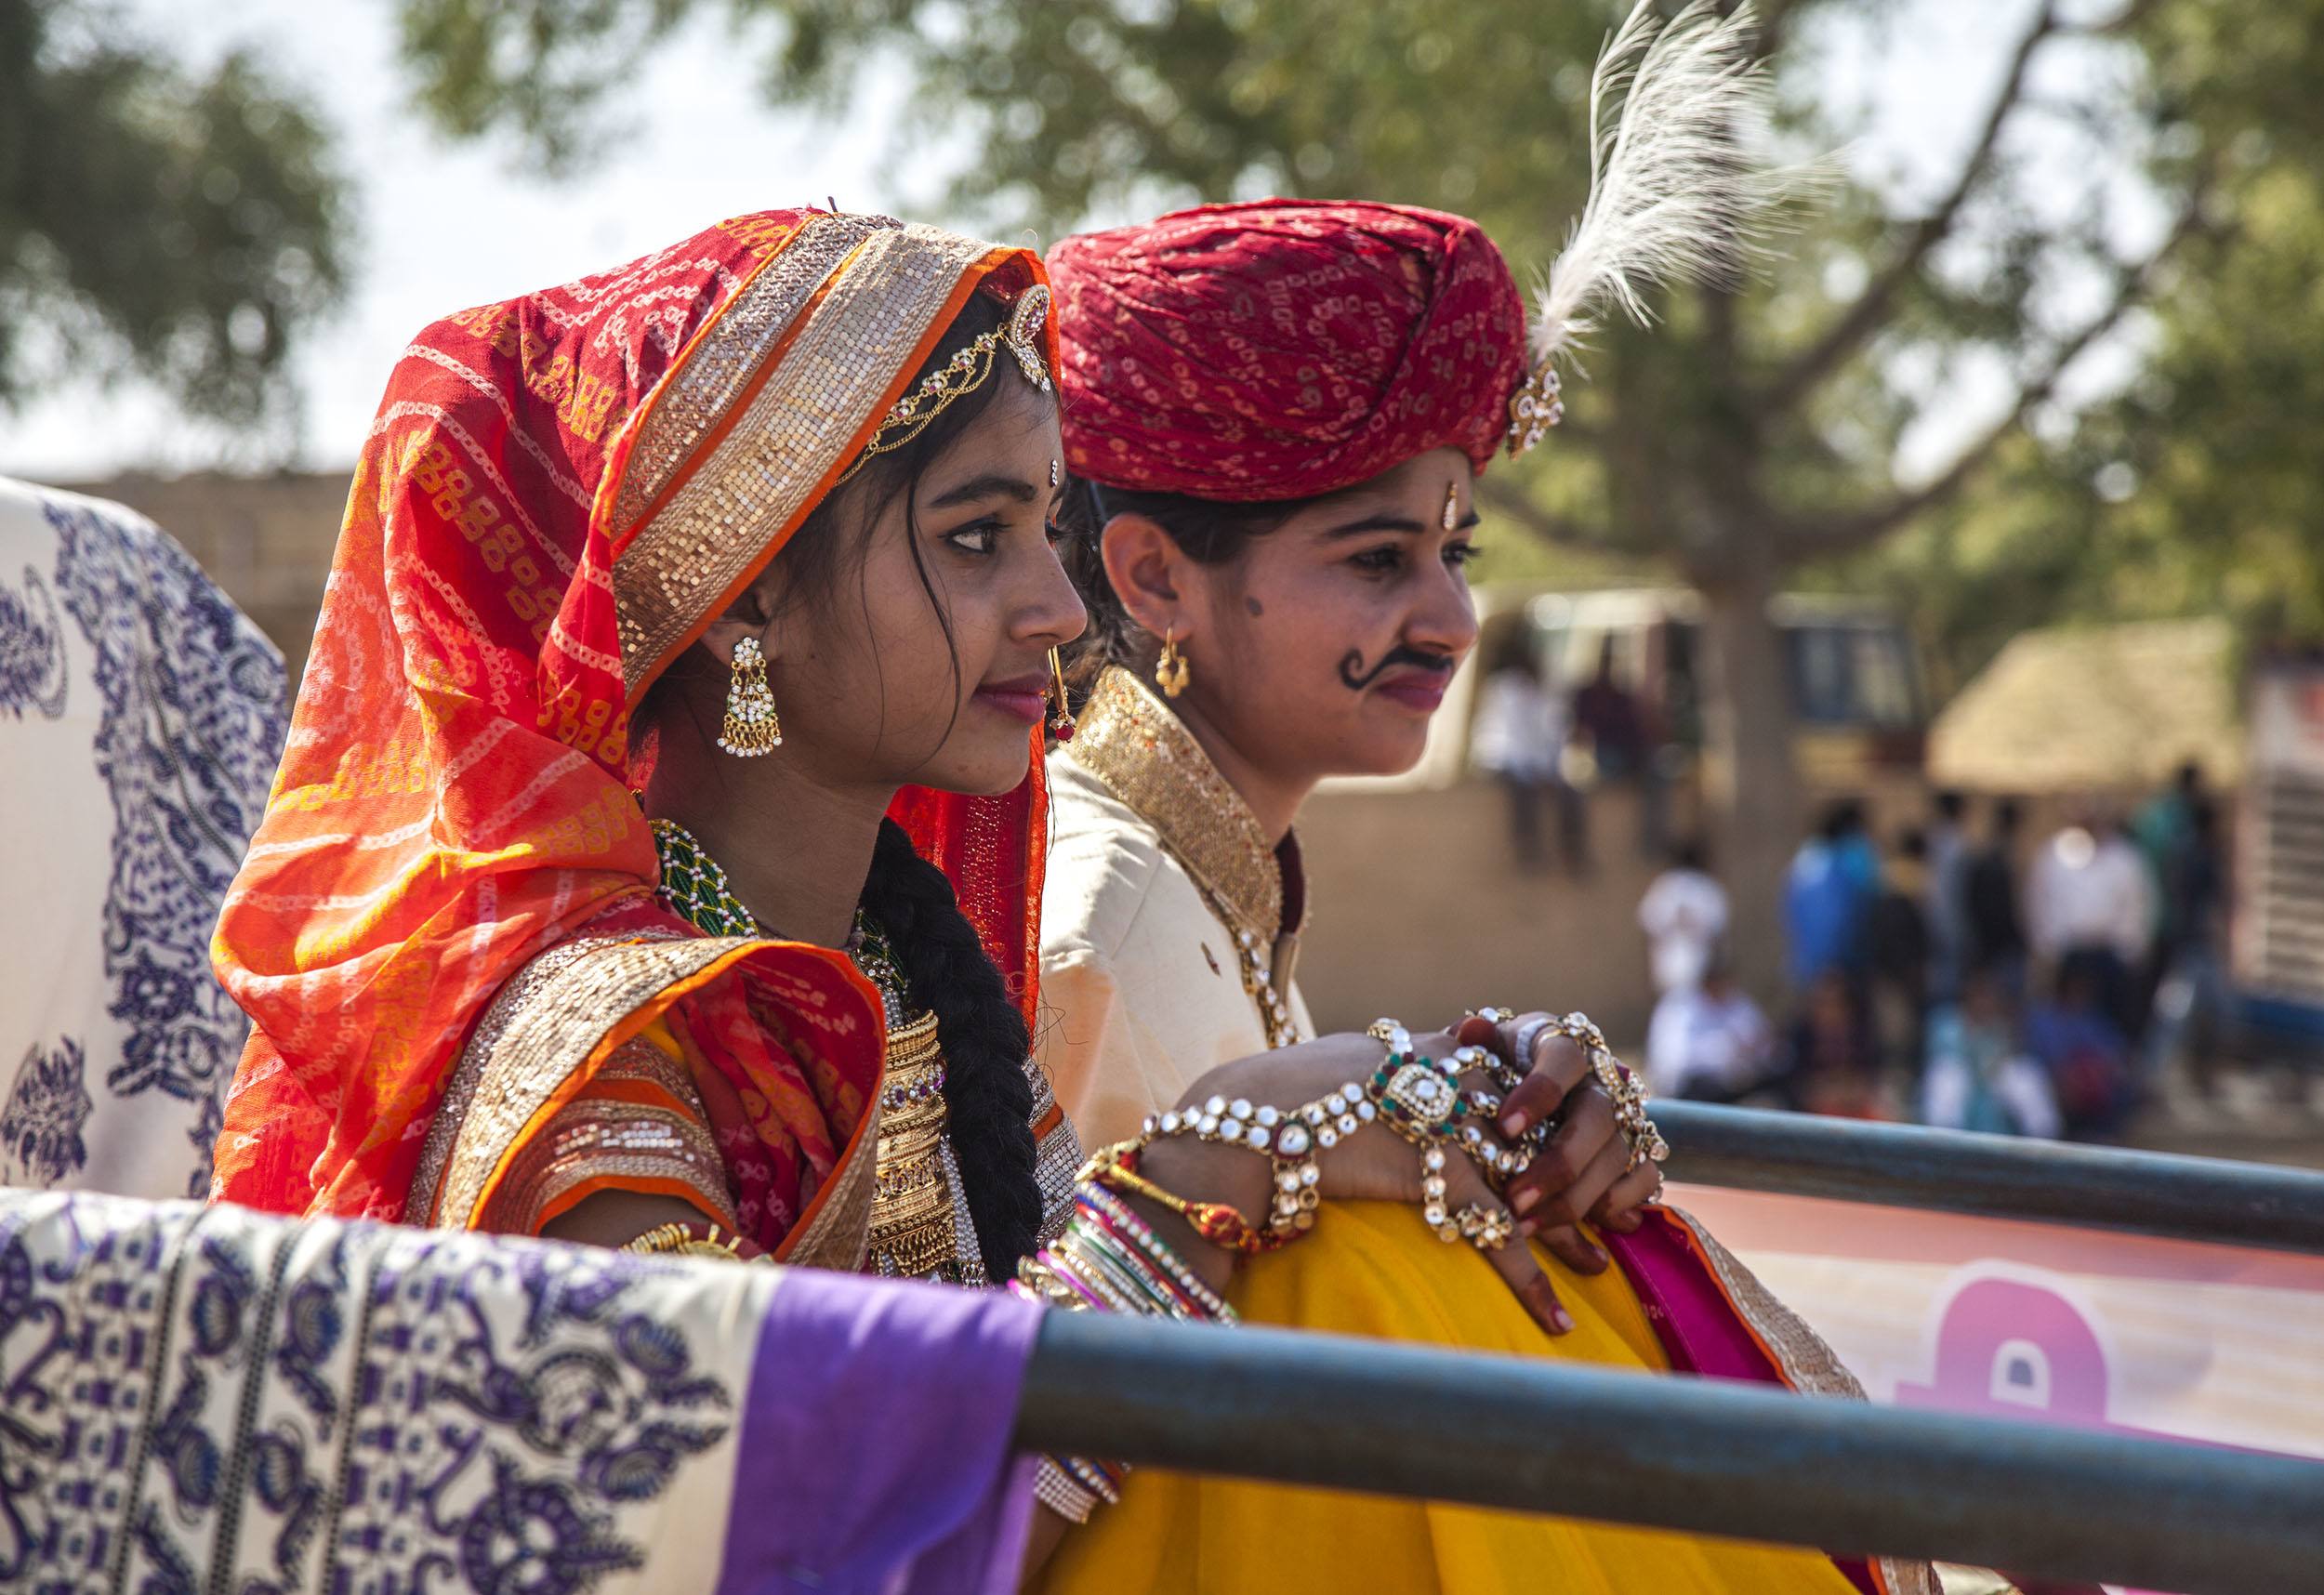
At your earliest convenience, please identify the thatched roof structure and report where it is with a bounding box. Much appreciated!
[1929,618,2240,793]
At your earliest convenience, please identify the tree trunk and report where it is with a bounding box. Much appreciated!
[1696,553,1805,1003]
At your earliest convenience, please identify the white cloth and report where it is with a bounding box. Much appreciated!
[1037,755,1314,1148]
[1469,668,1567,782]
[1644,983,1774,1100]
[1638,866,1730,994]
[0,477,284,1197]
[2026,828,2154,964]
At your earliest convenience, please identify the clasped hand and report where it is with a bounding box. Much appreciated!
[1139,1011,1666,1337]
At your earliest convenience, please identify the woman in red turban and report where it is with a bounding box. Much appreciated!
[1034,193,1924,1594]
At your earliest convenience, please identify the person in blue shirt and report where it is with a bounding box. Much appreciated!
[1784,798,1879,990]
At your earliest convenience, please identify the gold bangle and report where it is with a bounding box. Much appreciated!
[623,1220,757,1260]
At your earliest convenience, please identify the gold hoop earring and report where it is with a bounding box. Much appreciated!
[717,634,782,756]
[1155,626,1191,699]
[1047,645,1077,742]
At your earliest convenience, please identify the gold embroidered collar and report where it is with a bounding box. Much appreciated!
[1066,666,1303,942]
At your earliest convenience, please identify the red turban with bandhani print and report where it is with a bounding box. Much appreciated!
[1050,199,1529,502]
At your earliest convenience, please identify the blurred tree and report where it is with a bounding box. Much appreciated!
[393,0,2246,946]
[1851,2,2324,700]
[0,0,350,428]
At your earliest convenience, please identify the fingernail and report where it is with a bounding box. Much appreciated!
[1589,1244,1608,1269]
[1501,1111,1528,1138]
[1517,1216,1540,1238]
[1511,1185,1540,1216]
[1551,1304,1574,1334]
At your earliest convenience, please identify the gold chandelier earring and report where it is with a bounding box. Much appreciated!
[717,634,782,756]
[1155,626,1191,699]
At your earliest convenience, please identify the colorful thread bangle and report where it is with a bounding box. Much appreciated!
[1084,1147,1290,1256]
[1036,1456,1103,1523]
[1076,1182,1234,1320]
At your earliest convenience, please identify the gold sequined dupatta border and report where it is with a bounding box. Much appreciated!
[609,222,1033,701]
[408,932,886,1273]
[1660,1206,1941,1595]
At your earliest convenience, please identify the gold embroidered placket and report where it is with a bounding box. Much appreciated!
[1068,666,1306,1048]
[417,932,747,1228]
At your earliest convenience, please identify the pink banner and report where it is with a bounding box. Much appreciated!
[1674,1184,2324,1593]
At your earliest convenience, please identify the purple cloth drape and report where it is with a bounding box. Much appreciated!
[719,1272,1043,1594]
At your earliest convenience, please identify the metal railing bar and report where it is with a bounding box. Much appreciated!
[1019,1312,2324,1595]
[1652,1100,2324,1253]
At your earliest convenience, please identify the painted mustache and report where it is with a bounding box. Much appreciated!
[1339,646,1458,692]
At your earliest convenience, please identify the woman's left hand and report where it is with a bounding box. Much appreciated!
[1457,1012,1666,1275]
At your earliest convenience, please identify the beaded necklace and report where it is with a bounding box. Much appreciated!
[650,818,967,1280]
[650,818,758,938]
[648,817,906,1009]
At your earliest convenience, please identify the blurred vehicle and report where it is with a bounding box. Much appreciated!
[1523,587,1929,787]
[1332,585,1931,797]
[2230,652,2324,1063]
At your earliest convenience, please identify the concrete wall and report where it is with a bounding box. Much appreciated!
[1295,782,1673,1044]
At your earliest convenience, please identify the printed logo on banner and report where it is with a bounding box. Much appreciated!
[1894,1262,2122,1430]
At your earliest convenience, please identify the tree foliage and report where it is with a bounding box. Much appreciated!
[1851,1,2324,694]
[0,0,350,425]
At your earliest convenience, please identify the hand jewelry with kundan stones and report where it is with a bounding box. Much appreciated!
[1367,1021,1531,1183]
[1544,1010,1670,1171]
[1363,1019,1522,1250]
[1134,1080,1359,1240]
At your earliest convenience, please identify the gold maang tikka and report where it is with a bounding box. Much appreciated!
[840,284,1054,482]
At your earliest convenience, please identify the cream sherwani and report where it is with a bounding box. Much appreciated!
[1038,668,1314,1149]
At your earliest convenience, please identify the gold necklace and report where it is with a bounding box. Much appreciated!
[1192,878,1301,1051]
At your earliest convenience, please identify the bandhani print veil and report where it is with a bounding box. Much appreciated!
[213,210,1053,1259]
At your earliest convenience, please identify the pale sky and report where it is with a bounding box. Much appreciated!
[5,0,2140,485]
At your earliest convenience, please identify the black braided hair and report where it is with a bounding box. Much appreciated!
[858,816,1042,1279]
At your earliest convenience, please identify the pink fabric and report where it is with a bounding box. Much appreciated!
[1609,1210,1882,1595]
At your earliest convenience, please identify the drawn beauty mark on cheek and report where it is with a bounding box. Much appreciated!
[1246,596,1264,616]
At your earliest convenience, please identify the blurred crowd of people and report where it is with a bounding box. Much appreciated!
[1639,763,2230,1141]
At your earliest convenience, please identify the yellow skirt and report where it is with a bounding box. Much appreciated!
[1036,1201,1862,1595]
